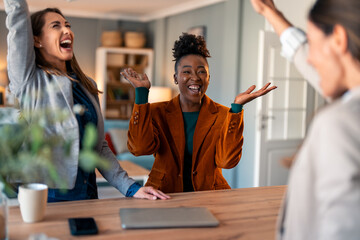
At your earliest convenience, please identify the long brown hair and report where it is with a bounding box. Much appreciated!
[31,8,100,95]
[309,0,360,61]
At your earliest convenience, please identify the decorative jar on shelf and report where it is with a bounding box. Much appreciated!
[101,31,122,47]
[124,32,146,48]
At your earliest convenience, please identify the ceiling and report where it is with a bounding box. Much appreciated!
[0,0,226,22]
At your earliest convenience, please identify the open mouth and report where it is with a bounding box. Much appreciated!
[188,84,202,94]
[60,39,72,49]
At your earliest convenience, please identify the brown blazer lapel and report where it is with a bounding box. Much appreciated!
[165,95,186,165]
[192,95,218,163]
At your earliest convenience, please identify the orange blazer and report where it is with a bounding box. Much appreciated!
[127,95,244,193]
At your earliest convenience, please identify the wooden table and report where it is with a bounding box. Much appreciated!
[7,161,151,205]
[8,186,285,240]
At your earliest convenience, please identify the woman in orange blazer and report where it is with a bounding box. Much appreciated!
[121,33,276,193]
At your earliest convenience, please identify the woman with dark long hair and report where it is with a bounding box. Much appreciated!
[4,0,169,202]
[251,0,360,239]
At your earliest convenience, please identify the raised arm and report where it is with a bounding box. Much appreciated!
[5,0,36,96]
[250,0,323,96]
[250,0,291,36]
[213,82,276,168]
[121,68,160,156]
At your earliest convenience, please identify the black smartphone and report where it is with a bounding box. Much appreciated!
[68,217,98,236]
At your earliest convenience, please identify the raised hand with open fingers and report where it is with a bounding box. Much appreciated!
[133,186,171,200]
[250,0,276,15]
[121,68,151,89]
[234,82,277,105]
[250,0,292,36]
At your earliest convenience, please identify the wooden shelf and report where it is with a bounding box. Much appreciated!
[106,82,133,88]
[106,100,133,107]
[96,47,153,120]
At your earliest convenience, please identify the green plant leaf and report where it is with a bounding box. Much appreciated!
[1,106,110,190]
[79,150,110,172]
[79,150,99,172]
[82,123,97,149]
[30,125,44,153]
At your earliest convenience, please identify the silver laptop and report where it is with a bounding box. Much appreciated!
[120,207,219,229]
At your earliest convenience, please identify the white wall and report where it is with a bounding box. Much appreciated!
[240,0,316,188]
[272,0,316,30]
[67,17,100,79]
[236,0,264,188]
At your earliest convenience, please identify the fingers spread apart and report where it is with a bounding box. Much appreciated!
[134,186,171,200]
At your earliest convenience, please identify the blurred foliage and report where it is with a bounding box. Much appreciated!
[0,106,109,196]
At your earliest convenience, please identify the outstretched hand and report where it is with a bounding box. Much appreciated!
[133,186,171,200]
[121,68,151,89]
[250,0,276,15]
[234,82,276,105]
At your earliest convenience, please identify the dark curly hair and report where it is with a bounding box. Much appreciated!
[172,33,211,72]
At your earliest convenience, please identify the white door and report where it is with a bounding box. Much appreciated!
[254,31,322,187]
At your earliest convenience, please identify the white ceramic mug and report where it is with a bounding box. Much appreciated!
[18,183,48,223]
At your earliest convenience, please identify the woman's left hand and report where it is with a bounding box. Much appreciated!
[133,186,171,200]
[234,82,277,105]
[250,0,277,15]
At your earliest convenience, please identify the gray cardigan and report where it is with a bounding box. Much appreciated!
[5,0,135,194]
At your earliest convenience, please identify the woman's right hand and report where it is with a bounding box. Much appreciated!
[133,186,171,200]
[250,0,291,36]
[250,0,276,15]
[121,68,151,89]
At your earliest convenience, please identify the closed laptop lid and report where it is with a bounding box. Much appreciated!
[120,207,219,229]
